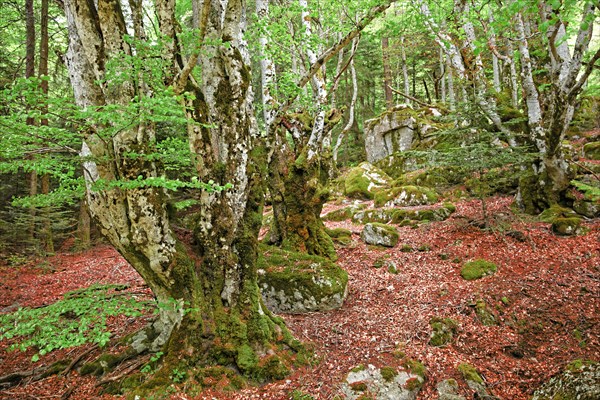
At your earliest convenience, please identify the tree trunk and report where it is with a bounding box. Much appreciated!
[382,36,394,109]
[63,0,296,386]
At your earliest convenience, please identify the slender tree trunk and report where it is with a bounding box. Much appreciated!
[25,0,37,246]
[334,37,359,164]
[489,8,501,93]
[400,36,410,105]
[39,0,53,253]
[382,36,394,109]
[439,47,446,102]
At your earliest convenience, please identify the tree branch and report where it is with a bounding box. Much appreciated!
[275,1,393,120]
[388,85,434,108]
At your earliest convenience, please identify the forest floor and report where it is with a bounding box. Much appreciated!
[0,195,599,399]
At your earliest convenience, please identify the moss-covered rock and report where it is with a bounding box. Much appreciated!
[552,217,583,236]
[429,317,459,347]
[474,299,497,326]
[257,245,348,314]
[374,185,439,208]
[352,208,395,224]
[573,199,599,218]
[322,204,365,221]
[343,162,391,200]
[341,363,424,400]
[457,363,492,398]
[325,227,353,246]
[583,141,600,160]
[532,360,600,400]
[394,169,451,188]
[437,379,466,400]
[538,205,579,223]
[360,223,399,248]
[460,259,497,281]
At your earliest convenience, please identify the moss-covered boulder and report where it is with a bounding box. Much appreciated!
[391,203,456,223]
[474,299,497,326]
[460,259,497,280]
[532,360,599,400]
[322,203,366,221]
[552,217,583,236]
[340,363,424,400]
[325,227,353,246]
[361,223,399,248]
[583,141,600,160]
[352,208,395,224]
[429,317,459,347]
[343,162,391,200]
[257,245,348,314]
[374,185,439,208]
[364,105,418,164]
[539,204,579,222]
[437,379,466,400]
[457,363,495,398]
[394,169,451,188]
[573,199,600,218]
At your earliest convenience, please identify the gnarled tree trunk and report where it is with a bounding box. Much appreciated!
[64,0,296,389]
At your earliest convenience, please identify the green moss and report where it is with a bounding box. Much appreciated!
[236,344,258,374]
[380,366,398,382]
[401,244,413,252]
[404,359,427,379]
[461,259,497,280]
[325,227,352,245]
[417,244,431,252]
[457,363,483,384]
[374,185,439,207]
[404,377,423,391]
[351,364,366,373]
[429,317,458,347]
[343,163,390,200]
[539,205,578,223]
[350,382,368,392]
[583,141,600,160]
[257,245,348,312]
[80,352,132,376]
[551,217,582,236]
[362,223,399,247]
[475,299,497,326]
[565,359,596,372]
[323,207,355,221]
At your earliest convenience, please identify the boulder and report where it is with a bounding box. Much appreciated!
[343,162,391,200]
[361,223,399,247]
[352,209,395,224]
[583,141,600,160]
[552,217,583,236]
[458,363,498,399]
[532,360,600,400]
[257,246,348,314]
[340,364,424,400]
[437,379,466,400]
[429,317,458,347]
[364,106,418,163]
[460,259,497,280]
[374,185,439,208]
[573,199,600,218]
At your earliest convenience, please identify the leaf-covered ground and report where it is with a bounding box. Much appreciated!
[1,196,598,399]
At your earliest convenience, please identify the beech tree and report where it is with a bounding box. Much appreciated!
[63,0,298,389]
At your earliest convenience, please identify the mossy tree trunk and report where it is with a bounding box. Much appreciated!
[266,111,341,261]
[63,0,296,386]
[513,4,598,213]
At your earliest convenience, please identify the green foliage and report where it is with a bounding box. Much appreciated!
[291,390,315,400]
[571,180,600,201]
[0,284,152,361]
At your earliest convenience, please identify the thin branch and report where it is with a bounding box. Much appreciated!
[173,0,211,94]
[388,85,434,108]
[569,46,600,100]
[275,1,394,120]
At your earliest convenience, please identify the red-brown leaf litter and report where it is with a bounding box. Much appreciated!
[1,196,599,399]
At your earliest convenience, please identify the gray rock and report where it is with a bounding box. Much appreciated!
[361,223,399,247]
[437,379,466,400]
[340,364,423,400]
[532,361,600,400]
[365,107,417,163]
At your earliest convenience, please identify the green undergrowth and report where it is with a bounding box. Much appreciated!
[0,284,152,361]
